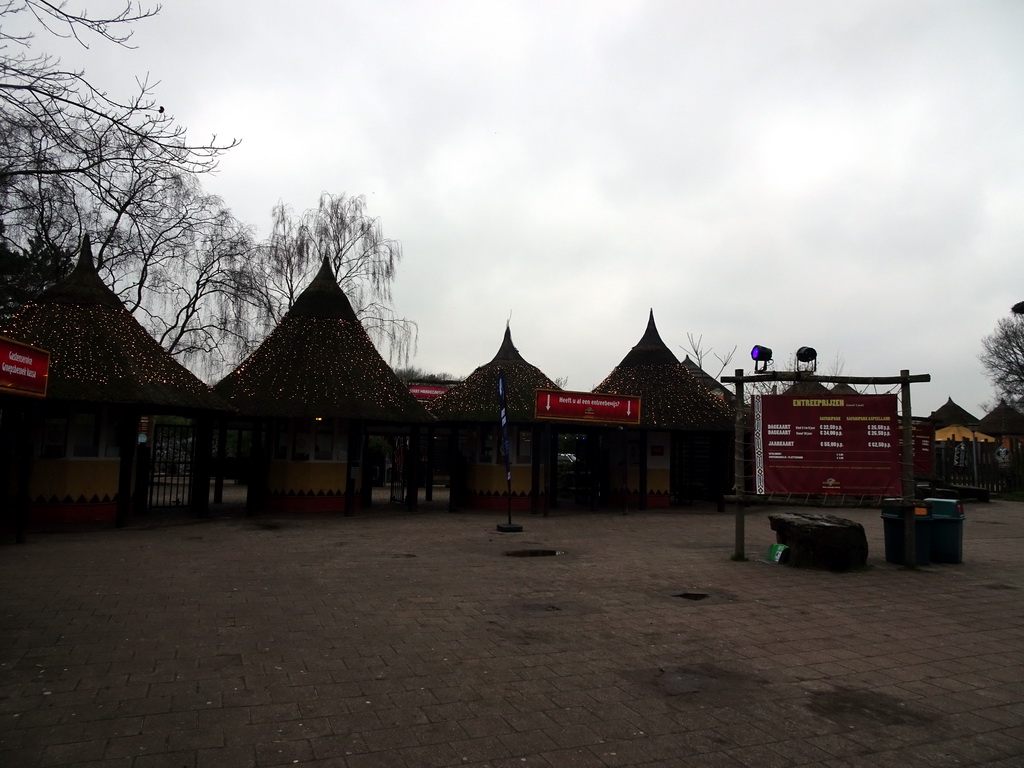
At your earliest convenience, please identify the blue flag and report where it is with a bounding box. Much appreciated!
[498,371,511,482]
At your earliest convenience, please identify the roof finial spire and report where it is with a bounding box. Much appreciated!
[80,233,94,267]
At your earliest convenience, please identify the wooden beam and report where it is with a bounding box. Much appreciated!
[722,372,930,385]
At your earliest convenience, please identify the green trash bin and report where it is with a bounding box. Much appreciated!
[881,500,932,565]
[925,497,965,564]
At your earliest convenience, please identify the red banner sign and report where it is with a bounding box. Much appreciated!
[753,394,900,495]
[910,419,934,477]
[408,383,448,401]
[0,336,50,398]
[535,389,641,425]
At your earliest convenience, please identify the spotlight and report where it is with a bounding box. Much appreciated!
[796,347,817,363]
[751,345,772,372]
[796,346,817,372]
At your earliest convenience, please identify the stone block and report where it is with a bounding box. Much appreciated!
[768,512,868,571]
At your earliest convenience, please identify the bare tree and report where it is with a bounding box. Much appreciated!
[125,182,258,376]
[681,332,735,379]
[1,1,261,383]
[0,1,236,192]
[981,309,1024,404]
[392,366,458,384]
[252,193,417,365]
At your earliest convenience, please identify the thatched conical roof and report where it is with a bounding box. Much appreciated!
[0,236,230,412]
[215,260,429,422]
[928,397,979,429]
[831,382,860,395]
[593,311,733,431]
[978,401,1024,437]
[427,325,559,423]
[783,380,833,396]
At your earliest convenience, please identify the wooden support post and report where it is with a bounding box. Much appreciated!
[12,401,37,544]
[213,420,227,504]
[639,430,648,511]
[448,427,460,512]
[246,419,265,516]
[344,419,362,516]
[116,410,137,528]
[133,438,150,517]
[407,425,420,512]
[547,428,559,513]
[424,427,435,502]
[530,423,541,515]
[900,370,917,567]
[190,416,213,519]
[733,369,746,560]
[361,431,374,508]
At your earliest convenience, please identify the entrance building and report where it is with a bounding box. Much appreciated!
[0,237,231,529]
[214,259,432,514]
[427,325,560,513]
[591,311,734,509]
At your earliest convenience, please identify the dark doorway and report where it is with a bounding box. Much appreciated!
[672,432,723,504]
[557,432,603,508]
[149,422,195,508]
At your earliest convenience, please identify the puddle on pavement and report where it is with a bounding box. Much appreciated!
[506,549,566,557]
[806,686,932,727]
[657,668,719,695]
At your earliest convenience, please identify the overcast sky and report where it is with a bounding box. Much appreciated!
[54,0,1024,418]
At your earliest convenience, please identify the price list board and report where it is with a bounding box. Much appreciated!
[752,394,900,495]
[910,419,934,477]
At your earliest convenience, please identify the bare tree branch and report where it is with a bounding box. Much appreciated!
[1,1,237,194]
[251,193,416,366]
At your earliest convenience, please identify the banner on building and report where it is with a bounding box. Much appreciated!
[534,389,641,425]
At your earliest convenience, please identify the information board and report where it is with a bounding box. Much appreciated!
[910,419,934,477]
[752,394,900,495]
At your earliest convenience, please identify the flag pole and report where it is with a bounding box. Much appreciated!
[496,369,523,533]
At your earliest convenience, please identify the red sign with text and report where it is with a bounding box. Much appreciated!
[535,389,641,425]
[408,383,448,401]
[0,336,50,398]
[753,394,900,495]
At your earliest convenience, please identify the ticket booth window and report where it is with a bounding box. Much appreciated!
[72,411,99,457]
[314,418,334,461]
[273,420,290,460]
[292,420,311,461]
[517,428,532,463]
[41,417,68,458]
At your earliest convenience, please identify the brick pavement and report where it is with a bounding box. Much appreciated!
[1,498,1022,767]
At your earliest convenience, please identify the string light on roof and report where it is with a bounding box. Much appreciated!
[593,363,733,430]
[216,316,430,421]
[1,301,225,408]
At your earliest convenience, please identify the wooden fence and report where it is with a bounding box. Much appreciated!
[933,439,1024,494]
